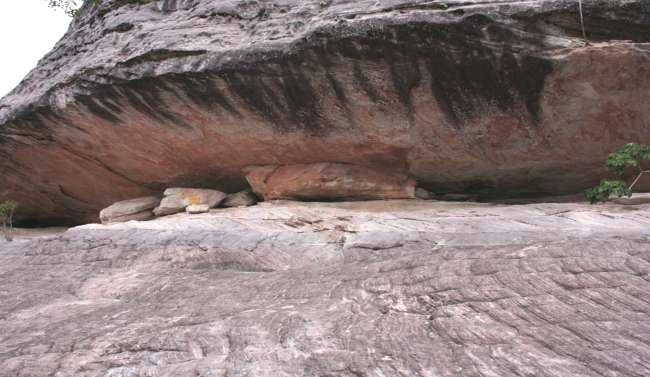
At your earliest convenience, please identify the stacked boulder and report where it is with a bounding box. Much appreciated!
[154,188,227,216]
[98,188,261,224]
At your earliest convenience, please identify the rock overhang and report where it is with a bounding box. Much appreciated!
[1,0,649,225]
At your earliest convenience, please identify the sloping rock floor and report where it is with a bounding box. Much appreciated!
[1,200,649,376]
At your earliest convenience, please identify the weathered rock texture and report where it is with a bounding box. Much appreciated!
[246,163,416,201]
[154,188,226,216]
[1,200,650,376]
[1,0,650,224]
[98,196,159,224]
[221,190,257,208]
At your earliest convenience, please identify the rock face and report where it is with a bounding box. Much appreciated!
[246,163,416,201]
[98,196,159,224]
[1,0,650,224]
[153,188,226,216]
[1,200,650,376]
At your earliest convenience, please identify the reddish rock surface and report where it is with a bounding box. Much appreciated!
[0,0,649,224]
[246,163,416,201]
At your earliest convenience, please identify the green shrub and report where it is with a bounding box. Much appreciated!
[585,180,631,204]
[587,143,650,204]
[605,143,650,176]
[0,200,18,241]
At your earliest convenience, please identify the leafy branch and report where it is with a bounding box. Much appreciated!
[586,143,650,203]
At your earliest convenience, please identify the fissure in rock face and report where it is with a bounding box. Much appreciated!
[1,0,650,224]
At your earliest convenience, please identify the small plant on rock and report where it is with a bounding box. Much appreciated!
[0,200,19,241]
[586,143,650,204]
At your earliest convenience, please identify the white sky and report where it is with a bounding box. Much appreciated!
[0,0,73,98]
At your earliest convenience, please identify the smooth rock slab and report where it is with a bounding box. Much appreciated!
[98,196,159,224]
[611,193,650,205]
[1,200,650,376]
[246,163,416,201]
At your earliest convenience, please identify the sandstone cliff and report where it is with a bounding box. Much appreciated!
[1,0,650,224]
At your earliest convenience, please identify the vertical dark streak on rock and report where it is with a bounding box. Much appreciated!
[76,95,123,124]
[260,75,289,120]
[122,79,192,128]
[387,55,421,122]
[325,70,354,127]
[1,109,56,145]
[517,55,554,123]
[352,62,382,103]
[279,63,328,134]
[313,46,354,127]
[222,71,284,126]
[169,73,241,117]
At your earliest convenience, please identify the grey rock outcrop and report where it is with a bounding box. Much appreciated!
[221,190,258,208]
[98,196,159,224]
[1,200,650,376]
[1,0,650,224]
[154,188,226,216]
[415,187,434,200]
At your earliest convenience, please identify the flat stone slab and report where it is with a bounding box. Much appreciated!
[98,196,159,224]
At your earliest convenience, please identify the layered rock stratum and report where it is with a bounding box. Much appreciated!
[1,0,649,224]
[1,200,650,376]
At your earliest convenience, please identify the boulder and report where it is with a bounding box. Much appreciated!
[245,163,416,201]
[98,197,159,224]
[186,204,211,214]
[154,188,226,216]
[221,190,258,208]
[415,187,434,200]
[611,193,650,205]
